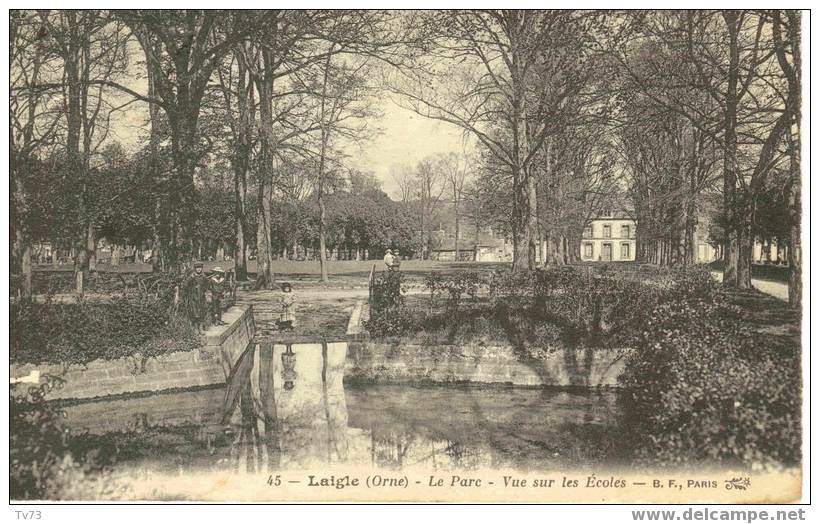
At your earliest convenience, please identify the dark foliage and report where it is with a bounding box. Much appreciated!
[618,282,801,469]
[10,375,70,499]
[11,292,200,367]
[10,375,115,500]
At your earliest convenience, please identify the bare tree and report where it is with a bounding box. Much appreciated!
[771,10,801,309]
[389,163,415,204]
[36,10,129,293]
[604,11,794,288]
[10,11,61,297]
[389,10,597,270]
[414,156,447,259]
[441,152,471,261]
[310,39,379,281]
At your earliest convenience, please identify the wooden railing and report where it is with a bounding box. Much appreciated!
[367,263,376,318]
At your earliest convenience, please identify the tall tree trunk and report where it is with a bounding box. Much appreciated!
[527,171,538,268]
[169,113,199,263]
[735,195,754,289]
[147,65,164,272]
[235,170,248,281]
[62,13,86,295]
[318,190,329,281]
[253,48,278,289]
[722,11,741,288]
[87,224,97,272]
[787,132,801,309]
[231,48,253,281]
[510,164,531,271]
[454,197,460,262]
[777,11,802,309]
[256,182,273,289]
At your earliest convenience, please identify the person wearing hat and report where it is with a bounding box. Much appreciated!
[208,266,228,326]
[278,282,297,331]
[383,249,394,271]
[391,249,402,271]
[186,262,208,332]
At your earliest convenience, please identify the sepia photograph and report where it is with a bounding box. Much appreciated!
[7,6,808,506]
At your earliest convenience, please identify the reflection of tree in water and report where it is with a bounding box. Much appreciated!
[222,342,350,471]
[367,431,493,471]
[230,385,281,473]
[370,432,416,469]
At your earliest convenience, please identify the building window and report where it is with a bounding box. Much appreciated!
[621,225,630,238]
[603,224,611,238]
[584,243,593,259]
[583,225,593,238]
[621,243,630,259]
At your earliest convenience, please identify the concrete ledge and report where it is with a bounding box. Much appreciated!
[346,300,364,337]
[11,304,255,401]
[345,342,631,387]
[205,305,256,380]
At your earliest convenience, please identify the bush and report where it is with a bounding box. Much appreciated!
[11,375,132,500]
[363,307,423,338]
[370,270,405,313]
[365,271,411,337]
[369,265,704,347]
[425,270,485,312]
[11,294,201,367]
[618,286,801,469]
[10,375,70,499]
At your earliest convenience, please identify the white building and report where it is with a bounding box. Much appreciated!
[580,211,636,262]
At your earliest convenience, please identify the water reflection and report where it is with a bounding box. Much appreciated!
[61,343,625,473]
[223,341,351,471]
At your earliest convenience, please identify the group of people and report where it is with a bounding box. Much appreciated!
[184,262,232,333]
[383,249,402,271]
[184,261,298,334]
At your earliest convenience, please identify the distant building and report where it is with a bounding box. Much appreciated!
[430,229,512,262]
[579,210,636,262]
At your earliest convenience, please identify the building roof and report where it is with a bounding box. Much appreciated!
[591,208,635,221]
[432,234,506,252]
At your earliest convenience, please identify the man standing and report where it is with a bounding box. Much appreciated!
[186,262,208,333]
[208,267,228,326]
[383,249,394,271]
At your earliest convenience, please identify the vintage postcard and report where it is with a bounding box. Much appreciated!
[8,7,808,507]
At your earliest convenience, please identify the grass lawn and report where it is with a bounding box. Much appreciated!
[245,259,511,286]
[708,260,790,283]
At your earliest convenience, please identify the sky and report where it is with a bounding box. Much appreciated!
[107,74,471,201]
[344,99,472,199]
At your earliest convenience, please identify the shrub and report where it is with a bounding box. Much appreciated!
[618,289,801,469]
[10,294,201,367]
[425,270,485,313]
[369,264,753,353]
[370,270,405,313]
[365,270,411,337]
[363,307,423,338]
[10,375,132,500]
[10,375,70,499]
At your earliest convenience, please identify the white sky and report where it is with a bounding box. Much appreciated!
[107,89,469,201]
[344,99,472,198]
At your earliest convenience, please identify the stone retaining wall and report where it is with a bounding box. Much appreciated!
[11,305,255,401]
[345,341,630,387]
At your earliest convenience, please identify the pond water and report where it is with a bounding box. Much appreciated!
[58,340,628,474]
[61,383,627,473]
